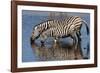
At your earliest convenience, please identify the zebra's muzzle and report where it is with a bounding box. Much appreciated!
[30,37,35,45]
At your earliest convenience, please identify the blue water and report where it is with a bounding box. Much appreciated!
[22,10,90,62]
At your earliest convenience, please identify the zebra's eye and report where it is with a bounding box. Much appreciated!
[32,32,34,34]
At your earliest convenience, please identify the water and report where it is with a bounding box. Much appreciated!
[22,10,90,62]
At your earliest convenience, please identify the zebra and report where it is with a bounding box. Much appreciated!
[31,16,89,46]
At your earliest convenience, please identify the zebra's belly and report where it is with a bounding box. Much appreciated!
[52,34,69,39]
[51,30,68,38]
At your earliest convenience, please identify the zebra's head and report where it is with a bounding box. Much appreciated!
[30,25,43,44]
[34,25,43,33]
[31,28,40,39]
[30,29,40,45]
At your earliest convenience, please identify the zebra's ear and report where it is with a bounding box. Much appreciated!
[35,27,37,30]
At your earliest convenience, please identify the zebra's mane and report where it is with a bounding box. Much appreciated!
[33,19,55,30]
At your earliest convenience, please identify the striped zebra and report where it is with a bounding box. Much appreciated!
[31,16,89,46]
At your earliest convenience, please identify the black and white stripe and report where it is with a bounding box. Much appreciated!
[31,16,89,44]
[33,19,60,33]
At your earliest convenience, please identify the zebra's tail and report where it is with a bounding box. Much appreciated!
[82,20,89,35]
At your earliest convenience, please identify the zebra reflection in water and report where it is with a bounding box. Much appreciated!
[30,16,89,61]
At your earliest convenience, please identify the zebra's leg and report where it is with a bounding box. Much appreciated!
[53,37,58,44]
[71,33,78,49]
[71,33,78,59]
[77,30,81,42]
[54,39,57,44]
[53,37,59,48]
[74,34,78,59]
[76,32,84,59]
